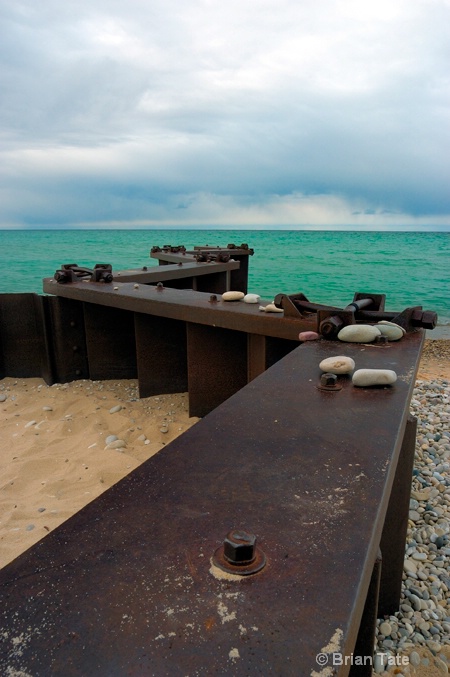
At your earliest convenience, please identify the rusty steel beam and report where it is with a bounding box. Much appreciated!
[378,414,417,616]
[42,280,302,341]
[150,245,252,292]
[0,293,49,380]
[114,259,239,288]
[0,331,424,676]
[135,314,188,397]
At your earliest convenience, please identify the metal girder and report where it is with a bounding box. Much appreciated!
[0,331,424,676]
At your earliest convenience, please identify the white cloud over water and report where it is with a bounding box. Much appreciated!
[0,0,449,229]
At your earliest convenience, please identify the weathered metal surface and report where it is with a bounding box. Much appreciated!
[151,244,253,292]
[42,279,304,341]
[350,551,382,677]
[0,294,48,379]
[0,331,424,676]
[44,296,89,383]
[134,313,188,397]
[187,323,247,417]
[114,259,239,288]
[83,303,137,380]
[378,415,417,616]
[274,292,438,336]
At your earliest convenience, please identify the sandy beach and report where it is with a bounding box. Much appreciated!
[1,338,449,675]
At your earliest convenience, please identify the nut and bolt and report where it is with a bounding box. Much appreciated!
[318,372,342,392]
[320,373,337,387]
[212,529,266,576]
[223,530,256,565]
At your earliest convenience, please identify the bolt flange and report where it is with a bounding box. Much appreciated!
[212,530,266,576]
[317,373,342,392]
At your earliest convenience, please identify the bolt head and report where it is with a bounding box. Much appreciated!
[223,530,256,565]
[320,372,337,387]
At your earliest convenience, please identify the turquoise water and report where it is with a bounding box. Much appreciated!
[1,229,449,327]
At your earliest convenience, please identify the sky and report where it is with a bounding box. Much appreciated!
[0,0,449,230]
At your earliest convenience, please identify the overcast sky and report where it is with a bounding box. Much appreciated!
[1,0,449,230]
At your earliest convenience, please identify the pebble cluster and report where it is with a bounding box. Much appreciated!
[374,376,450,673]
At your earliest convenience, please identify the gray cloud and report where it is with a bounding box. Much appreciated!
[0,0,449,228]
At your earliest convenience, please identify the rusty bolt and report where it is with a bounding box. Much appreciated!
[320,373,337,387]
[374,335,389,344]
[223,530,257,566]
[319,315,344,339]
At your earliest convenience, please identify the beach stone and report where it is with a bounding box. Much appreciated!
[222,291,244,301]
[0,394,7,402]
[42,406,53,411]
[109,405,123,414]
[105,434,118,445]
[299,331,320,341]
[25,524,35,531]
[404,559,418,574]
[243,293,260,304]
[319,355,355,374]
[375,321,405,341]
[409,651,421,667]
[380,621,392,636]
[352,369,397,387]
[107,439,126,449]
[259,303,283,313]
[337,324,381,343]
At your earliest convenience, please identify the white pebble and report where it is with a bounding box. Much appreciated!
[109,405,123,414]
[374,321,405,341]
[222,291,245,301]
[352,369,397,387]
[243,293,260,304]
[319,356,355,374]
[338,324,381,343]
[259,303,283,313]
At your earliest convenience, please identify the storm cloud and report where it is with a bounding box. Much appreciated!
[1,0,449,229]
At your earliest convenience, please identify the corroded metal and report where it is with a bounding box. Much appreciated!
[0,332,425,675]
[274,291,438,337]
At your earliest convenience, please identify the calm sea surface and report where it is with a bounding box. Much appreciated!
[1,229,449,329]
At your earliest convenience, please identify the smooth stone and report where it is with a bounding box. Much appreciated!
[259,303,283,313]
[412,552,428,561]
[409,510,421,521]
[404,559,418,574]
[319,356,355,374]
[0,394,7,402]
[42,406,53,411]
[243,293,260,304]
[352,369,397,387]
[222,291,245,301]
[380,621,392,636]
[299,331,320,341]
[105,434,118,445]
[337,324,381,343]
[409,651,421,667]
[107,439,126,449]
[375,321,405,341]
[109,405,123,414]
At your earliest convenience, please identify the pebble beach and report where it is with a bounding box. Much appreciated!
[1,338,449,676]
